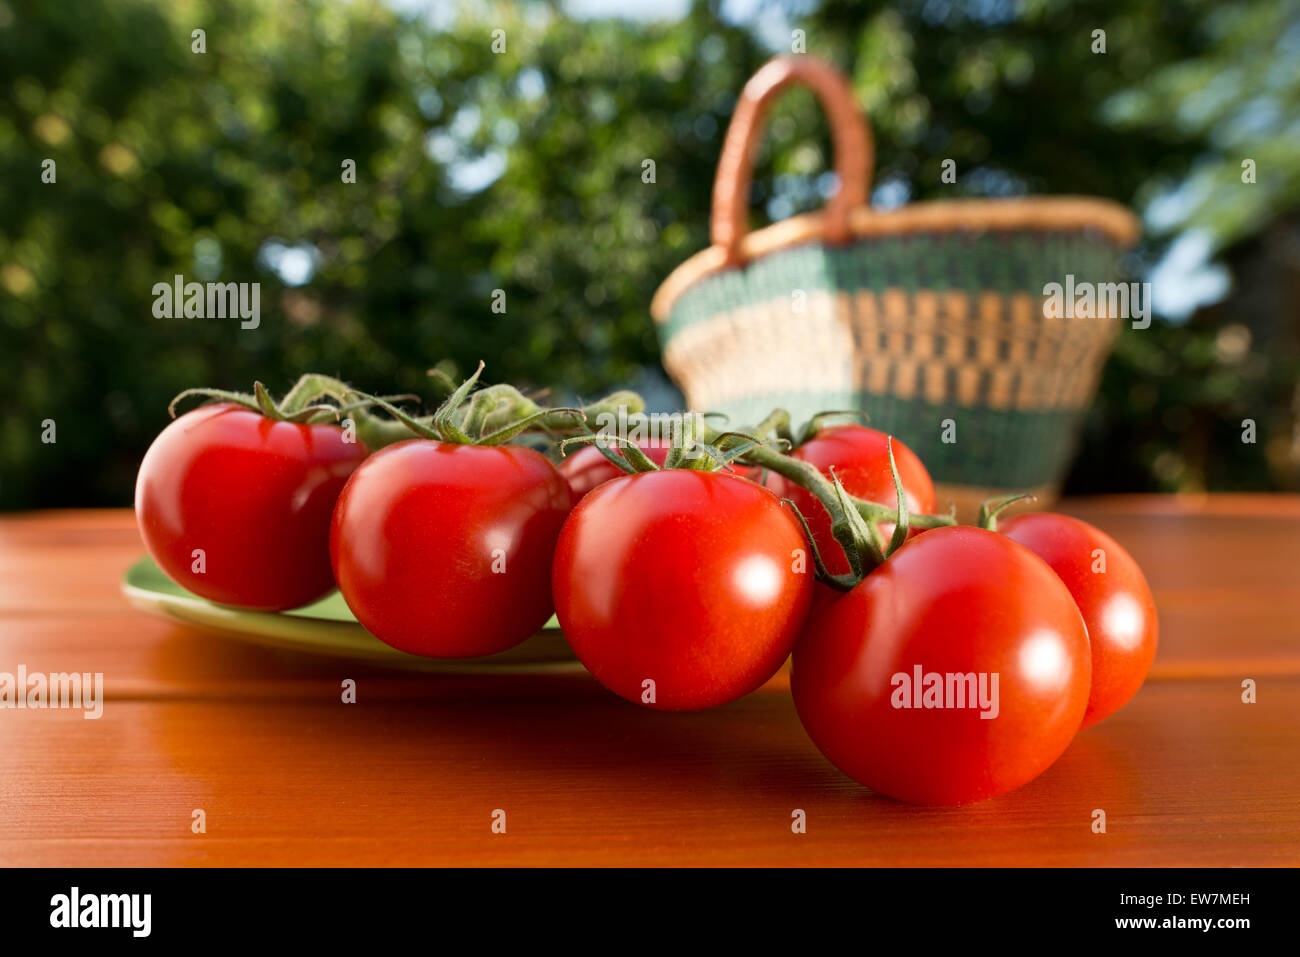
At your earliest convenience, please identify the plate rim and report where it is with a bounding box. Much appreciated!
[121,555,584,675]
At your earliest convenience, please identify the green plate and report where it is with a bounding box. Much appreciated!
[121,556,582,674]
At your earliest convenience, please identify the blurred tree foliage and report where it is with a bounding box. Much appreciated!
[1,0,1297,508]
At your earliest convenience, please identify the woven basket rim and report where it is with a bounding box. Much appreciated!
[651,195,1142,321]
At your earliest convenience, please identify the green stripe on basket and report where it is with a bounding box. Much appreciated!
[661,230,1124,340]
[659,228,1126,489]
[698,390,1084,489]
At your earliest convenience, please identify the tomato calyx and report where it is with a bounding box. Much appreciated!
[346,361,639,448]
[976,493,1038,531]
[724,413,956,534]
[556,410,759,478]
[760,438,911,588]
[167,373,409,428]
[559,432,669,473]
[794,409,873,445]
[700,414,956,588]
[748,406,881,451]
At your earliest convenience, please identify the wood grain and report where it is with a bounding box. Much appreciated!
[0,502,1297,866]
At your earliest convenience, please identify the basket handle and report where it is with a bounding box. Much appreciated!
[711,56,875,266]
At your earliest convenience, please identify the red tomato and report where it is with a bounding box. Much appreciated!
[792,526,1090,805]
[559,440,760,500]
[558,440,673,499]
[552,469,814,710]
[135,404,368,610]
[765,425,936,575]
[998,513,1158,729]
[330,439,572,657]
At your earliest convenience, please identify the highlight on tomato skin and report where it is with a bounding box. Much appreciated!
[997,512,1159,729]
[135,403,369,611]
[765,425,937,576]
[329,438,573,658]
[791,525,1091,806]
[552,468,815,711]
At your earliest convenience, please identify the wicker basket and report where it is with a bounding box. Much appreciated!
[651,56,1140,517]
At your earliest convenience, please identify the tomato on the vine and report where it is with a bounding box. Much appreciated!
[765,425,936,575]
[552,469,814,710]
[998,512,1158,729]
[792,525,1090,805]
[330,439,572,657]
[135,403,368,611]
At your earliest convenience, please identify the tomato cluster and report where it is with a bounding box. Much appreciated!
[135,374,1158,806]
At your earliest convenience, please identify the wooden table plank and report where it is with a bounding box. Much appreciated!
[1,500,1297,866]
[0,678,1295,866]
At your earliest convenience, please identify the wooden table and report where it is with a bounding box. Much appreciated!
[1,498,1297,866]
